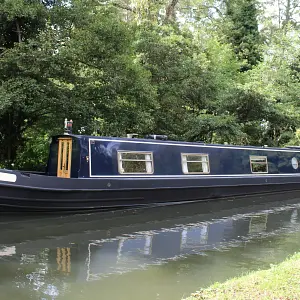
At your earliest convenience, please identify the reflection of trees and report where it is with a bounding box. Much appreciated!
[12,248,72,299]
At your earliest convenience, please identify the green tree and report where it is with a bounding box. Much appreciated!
[61,4,158,137]
[225,0,262,71]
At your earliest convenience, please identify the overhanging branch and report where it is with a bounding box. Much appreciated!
[112,2,135,12]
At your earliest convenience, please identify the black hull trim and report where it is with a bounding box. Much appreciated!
[0,180,300,212]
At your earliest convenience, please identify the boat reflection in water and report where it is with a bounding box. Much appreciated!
[85,205,298,282]
[1,193,300,299]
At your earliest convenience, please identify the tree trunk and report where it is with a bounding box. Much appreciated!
[285,0,291,25]
[165,0,179,22]
[15,19,22,43]
[278,0,281,28]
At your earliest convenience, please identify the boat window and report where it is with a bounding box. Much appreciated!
[250,156,268,173]
[181,154,210,174]
[118,151,154,174]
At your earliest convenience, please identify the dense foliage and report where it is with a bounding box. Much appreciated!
[0,0,299,170]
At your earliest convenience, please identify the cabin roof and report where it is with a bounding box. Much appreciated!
[52,134,300,152]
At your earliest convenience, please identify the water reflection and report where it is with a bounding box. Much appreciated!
[1,194,300,299]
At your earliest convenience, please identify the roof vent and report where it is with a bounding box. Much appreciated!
[145,134,168,140]
[127,133,138,138]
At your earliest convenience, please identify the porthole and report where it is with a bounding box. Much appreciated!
[291,157,298,169]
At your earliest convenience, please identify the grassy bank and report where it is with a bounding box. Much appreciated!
[185,253,300,300]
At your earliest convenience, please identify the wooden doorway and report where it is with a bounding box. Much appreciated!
[57,137,72,178]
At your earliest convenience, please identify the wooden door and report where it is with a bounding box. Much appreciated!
[57,138,72,178]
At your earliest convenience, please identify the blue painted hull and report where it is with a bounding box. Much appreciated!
[1,170,300,212]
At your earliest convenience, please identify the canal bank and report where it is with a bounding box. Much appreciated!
[186,252,300,300]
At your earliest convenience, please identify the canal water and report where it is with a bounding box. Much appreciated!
[1,193,300,300]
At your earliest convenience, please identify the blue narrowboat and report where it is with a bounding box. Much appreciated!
[1,132,300,212]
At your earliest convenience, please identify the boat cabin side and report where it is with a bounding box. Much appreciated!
[46,135,300,178]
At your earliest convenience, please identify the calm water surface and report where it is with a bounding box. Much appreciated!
[1,193,300,300]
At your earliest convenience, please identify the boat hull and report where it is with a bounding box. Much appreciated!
[1,171,300,212]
